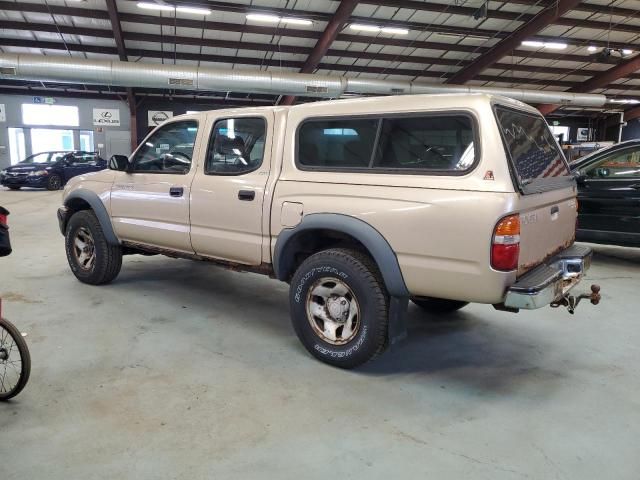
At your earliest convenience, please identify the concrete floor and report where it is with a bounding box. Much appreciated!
[0,188,639,479]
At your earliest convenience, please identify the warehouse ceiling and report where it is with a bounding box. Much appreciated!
[2,0,640,117]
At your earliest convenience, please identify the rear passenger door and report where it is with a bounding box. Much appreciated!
[189,111,274,265]
[62,152,95,181]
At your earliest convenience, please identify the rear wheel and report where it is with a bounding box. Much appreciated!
[289,248,389,369]
[412,297,468,315]
[65,210,122,285]
[46,174,62,191]
[0,318,31,401]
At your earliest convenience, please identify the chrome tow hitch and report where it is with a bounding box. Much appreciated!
[551,284,601,314]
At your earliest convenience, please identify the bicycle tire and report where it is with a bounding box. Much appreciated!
[0,318,31,401]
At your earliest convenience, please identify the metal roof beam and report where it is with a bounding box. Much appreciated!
[280,0,359,105]
[0,19,627,66]
[3,1,640,50]
[539,53,640,115]
[447,0,583,84]
[116,0,640,37]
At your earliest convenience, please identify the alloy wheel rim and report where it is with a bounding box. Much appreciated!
[73,226,96,271]
[305,277,361,345]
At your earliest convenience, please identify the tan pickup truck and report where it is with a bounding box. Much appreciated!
[57,94,599,368]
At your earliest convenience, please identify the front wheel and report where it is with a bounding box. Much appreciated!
[289,248,389,369]
[0,318,31,401]
[65,210,122,285]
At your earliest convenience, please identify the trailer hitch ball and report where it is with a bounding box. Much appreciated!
[551,284,601,314]
[588,284,601,305]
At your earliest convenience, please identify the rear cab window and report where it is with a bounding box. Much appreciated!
[494,105,571,193]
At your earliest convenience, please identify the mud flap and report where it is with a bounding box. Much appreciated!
[388,296,408,346]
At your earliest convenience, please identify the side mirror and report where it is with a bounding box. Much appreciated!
[109,155,129,172]
[573,170,587,184]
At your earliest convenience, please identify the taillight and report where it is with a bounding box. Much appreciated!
[0,212,7,226]
[491,214,520,271]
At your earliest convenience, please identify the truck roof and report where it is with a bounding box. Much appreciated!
[172,93,539,121]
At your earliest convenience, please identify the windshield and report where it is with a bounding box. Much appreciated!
[495,107,570,188]
[20,152,57,164]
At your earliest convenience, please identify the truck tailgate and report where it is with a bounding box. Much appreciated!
[518,188,578,276]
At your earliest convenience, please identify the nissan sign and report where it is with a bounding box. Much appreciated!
[148,110,173,127]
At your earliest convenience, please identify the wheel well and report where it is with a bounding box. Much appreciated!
[65,197,92,215]
[279,228,377,281]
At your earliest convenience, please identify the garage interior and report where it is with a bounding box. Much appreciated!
[1,1,640,478]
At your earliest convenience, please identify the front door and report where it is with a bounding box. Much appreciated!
[578,146,640,240]
[110,119,202,253]
[190,112,273,265]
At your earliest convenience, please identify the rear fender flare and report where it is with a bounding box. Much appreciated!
[273,213,409,297]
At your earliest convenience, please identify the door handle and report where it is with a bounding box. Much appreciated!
[238,189,255,201]
[169,186,184,197]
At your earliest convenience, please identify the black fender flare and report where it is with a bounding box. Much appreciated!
[273,213,409,297]
[63,190,120,246]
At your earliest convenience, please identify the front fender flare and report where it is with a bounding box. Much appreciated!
[64,190,119,246]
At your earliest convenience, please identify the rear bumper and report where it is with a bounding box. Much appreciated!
[504,244,592,310]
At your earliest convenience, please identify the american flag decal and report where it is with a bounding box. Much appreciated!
[498,115,569,181]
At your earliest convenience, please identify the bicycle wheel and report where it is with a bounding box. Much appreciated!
[0,318,31,401]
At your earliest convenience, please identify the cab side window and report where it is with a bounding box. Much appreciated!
[206,117,266,175]
[298,119,378,168]
[585,149,640,179]
[131,121,198,174]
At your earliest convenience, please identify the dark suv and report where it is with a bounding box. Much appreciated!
[0,151,106,191]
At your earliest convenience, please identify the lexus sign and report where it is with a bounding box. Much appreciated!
[93,108,121,126]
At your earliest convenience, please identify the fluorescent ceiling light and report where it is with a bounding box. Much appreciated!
[609,99,640,104]
[246,13,282,23]
[245,13,312,25]
[521,41,544,48]
[623,49,633,55]
[176,6,211,15]
[281,18,313,26]
[381,27,409,35]
[587,45,598,52]
[137,2,175,11]
[350,24,381,33]
[544,42,567,50]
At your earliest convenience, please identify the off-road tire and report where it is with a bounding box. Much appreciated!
[65,210,122,285]
[289,248,389,369]
[46,174,63,191]
[411,297,468,316]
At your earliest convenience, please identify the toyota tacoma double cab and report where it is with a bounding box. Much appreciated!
[57,94,599,368]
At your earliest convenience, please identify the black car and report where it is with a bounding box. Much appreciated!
[571,140,640,247]
[0,151,107,191]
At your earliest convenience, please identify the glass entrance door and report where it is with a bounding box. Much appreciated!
[8,128,26,165]
[30,129,74,154]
